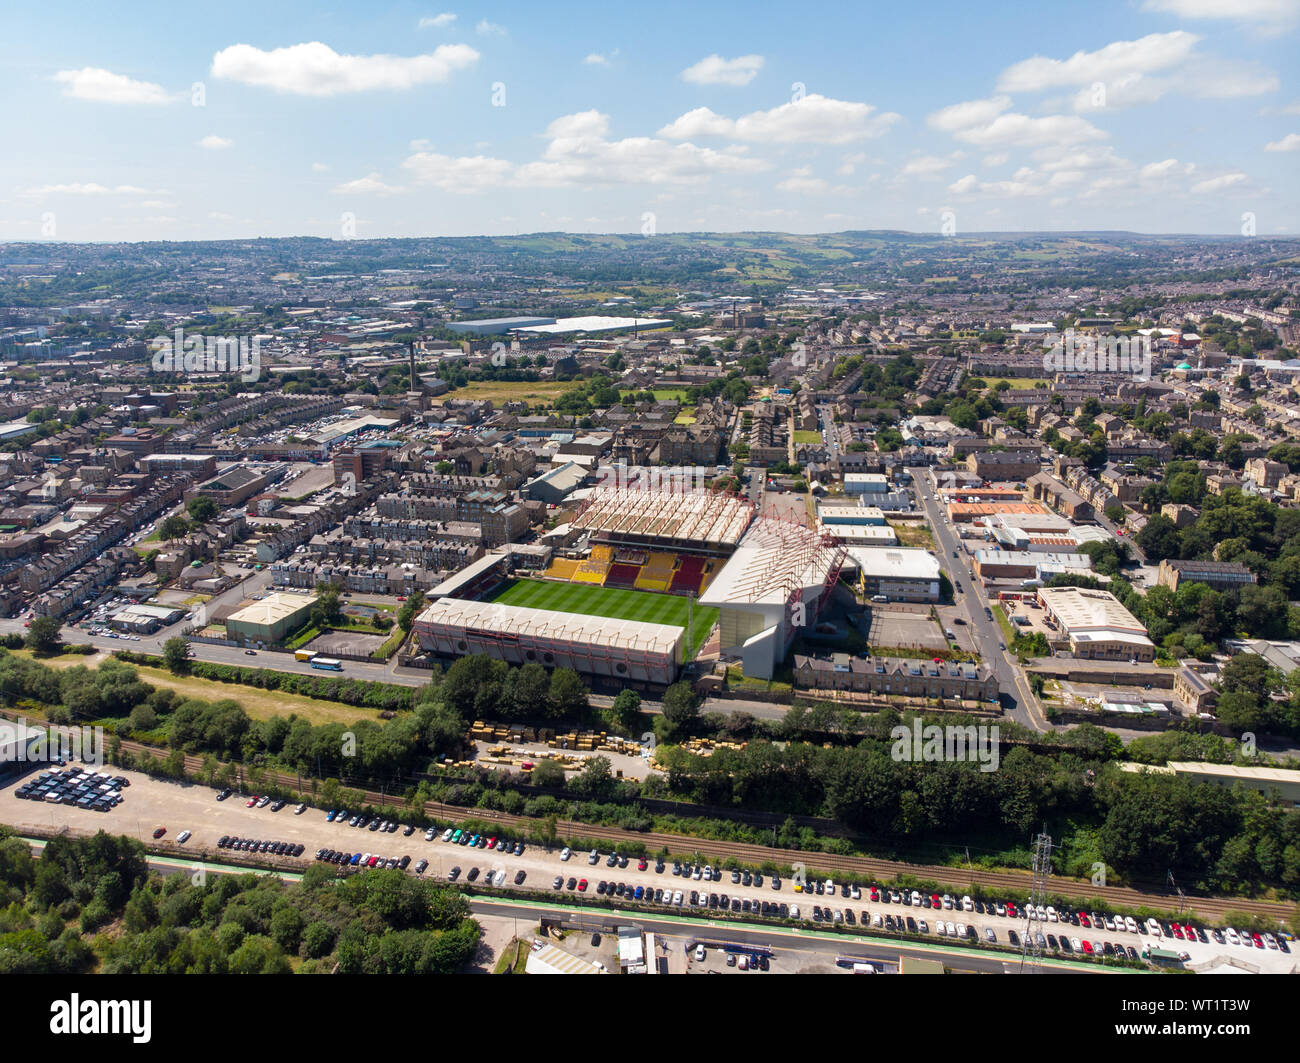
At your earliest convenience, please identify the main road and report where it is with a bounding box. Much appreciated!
[908,466,1049,733]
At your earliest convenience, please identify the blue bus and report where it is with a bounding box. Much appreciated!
[310,657,343,671]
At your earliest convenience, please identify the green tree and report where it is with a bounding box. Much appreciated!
[397,591,426,632]
[1136,513,1181,561]
[660,681,700,737]
[162,637,191,675]
[25,617,63,654]
[158,514,190,541]
[186,495,218,522]
[610,689,642,731]
[548,668,588,719]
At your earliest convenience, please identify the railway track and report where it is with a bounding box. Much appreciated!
[109,738,1296,927]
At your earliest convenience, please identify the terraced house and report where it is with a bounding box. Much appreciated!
[793,653,999,702]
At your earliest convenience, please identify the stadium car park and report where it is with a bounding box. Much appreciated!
[12,767,130,812]
[2,766,1291,970]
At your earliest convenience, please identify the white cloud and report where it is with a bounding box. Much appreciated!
[1138,158,1187,179]
[1067,59,1278,112]
[1191,172,1248,193]
[997,34,1277,115]
[929,97,1106,147]
[516,110,768,187]
[20,182,154,198]
[332,172,405,196]
[476,20,506,35]
[545,110,611,139]
[1141,0,1300,32]
[419,13,456,28]
[898,154,957,178]
[198,135,233,150]
[660,94,899,144]
[311,162,330,172]
[835,152,869,176]
[584,53,608,66]
[1265,132,1300,150]
[402,152,513,192]
[658,107,735,139]
[983,153,1009,166]
[928,96,1014,133]
[996,32,1200,92]
[776,167,829,194]
[680,54,765,87]
[211,41,479,95]
[54,67,171,105]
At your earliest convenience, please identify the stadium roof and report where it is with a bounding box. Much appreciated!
[514,316,673,335]
[415,597,683,655]
[701,516,843,608]
[425,553,508,598]
[572,488,753,548]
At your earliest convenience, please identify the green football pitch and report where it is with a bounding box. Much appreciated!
[484,579,719,660]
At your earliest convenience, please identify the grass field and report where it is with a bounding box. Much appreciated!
[987,377,1048,389]
[14,650,376,726]
[447,380,574,404]
[623,388,690,402]
[485,578,718,660]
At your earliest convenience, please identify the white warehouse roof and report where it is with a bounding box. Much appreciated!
[846,546,941,581]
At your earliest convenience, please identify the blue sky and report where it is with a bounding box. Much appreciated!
[1,0,1297,241]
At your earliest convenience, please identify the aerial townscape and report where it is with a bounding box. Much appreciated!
[1,1,1299,1009]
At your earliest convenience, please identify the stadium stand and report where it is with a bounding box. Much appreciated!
[635,552,677,592]
[573,544,613,585]
[604,562,642,589]
[670,555,708,597]
[544,558,581,582]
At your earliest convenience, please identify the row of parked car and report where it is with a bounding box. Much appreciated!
[233,793,308,814]
[447,866,526,887]
[14,768,128,812]
[314,848,421,873]
[211,799,1293,959]
[440,828,526,855]
[1154,921,1286,952]
[326,809,412,834]
[217,836,306,858]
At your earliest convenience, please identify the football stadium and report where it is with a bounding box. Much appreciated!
[413,486,845,686]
